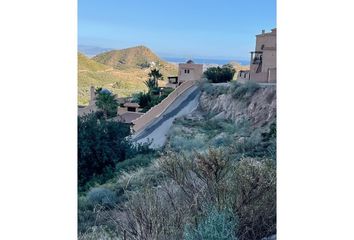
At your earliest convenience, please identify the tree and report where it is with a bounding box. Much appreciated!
[204,65,236,83]
[144,78,156,94]
[135,92,152,109]
[78,113,132,188]
[148,68,163,88]
[95,89,119,118]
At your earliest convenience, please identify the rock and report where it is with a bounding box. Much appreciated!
[200,85,276,128]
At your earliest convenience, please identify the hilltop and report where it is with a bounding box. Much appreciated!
[93,46,176,73]
[78,46,178,105]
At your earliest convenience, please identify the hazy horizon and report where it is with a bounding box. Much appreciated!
[78,44,250,64]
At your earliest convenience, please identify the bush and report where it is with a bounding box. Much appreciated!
[231,158,276,240]
[78,226,120,240]
[230,122,276,160]
[78,113,134,189]
[184,207,237,240]
[204,64,236,83]
[115,152,157,173]
[87,187,117,208]
[169,134,206,152]
[232,82,260,101]
[134,92,152,109]
[134,87,174,112]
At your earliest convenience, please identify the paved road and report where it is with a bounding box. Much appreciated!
[133,86,201,148]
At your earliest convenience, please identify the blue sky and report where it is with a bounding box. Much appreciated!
[78,0,276,60]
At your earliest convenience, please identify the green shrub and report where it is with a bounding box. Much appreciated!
[204,64,236,83]
[184,207,237,240]
[134,92,151,108]
[78,113,134,189]
[87,187,117,208]
[231,158,276,240]
[201,82,229,96]
[78,226,120,240]
[169,134,206,152]
[161,87,174,96]
[134,87,173,112]
[115,152,156,173]
[232,82,260,101]
[230,122,276,160]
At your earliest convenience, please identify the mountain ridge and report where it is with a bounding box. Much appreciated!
[78,46,177,105]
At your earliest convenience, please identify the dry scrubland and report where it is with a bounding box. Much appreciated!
[78,82,276,240]
[78,46,178,105]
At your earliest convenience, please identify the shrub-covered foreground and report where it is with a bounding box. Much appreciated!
[79,120,276,239]
[78,84,276,240]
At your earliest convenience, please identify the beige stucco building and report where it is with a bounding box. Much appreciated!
[167,60,203,88]
[238,28,276,83]
[178,60,203,83]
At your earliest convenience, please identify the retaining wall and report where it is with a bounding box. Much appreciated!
[132,80,196,133]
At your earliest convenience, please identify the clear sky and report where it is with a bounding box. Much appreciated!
[78,0,276,60]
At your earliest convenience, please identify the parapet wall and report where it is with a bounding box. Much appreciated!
[132,80,196,133]
[78,103,97,117]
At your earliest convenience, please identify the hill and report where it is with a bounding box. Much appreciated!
[78,47,178,105]
[92,46,177,75]
[93,45,162,69]
[78,53,111,72]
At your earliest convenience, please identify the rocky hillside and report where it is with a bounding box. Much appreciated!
[199,82,276,129]
[92,45,177,74]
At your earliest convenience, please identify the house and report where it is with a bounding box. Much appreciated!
[116,102,143,124]
[178,60,203,83]
[238,28,276,83]
[123,102,140,112]
[166,60,203,88]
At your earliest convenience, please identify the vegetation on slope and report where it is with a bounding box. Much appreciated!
[78,52,111,72]
[78,83,276,240]
[93,45,171,70]
[78,47,177,105]
[78,113,152,191]
[94,88,119,118]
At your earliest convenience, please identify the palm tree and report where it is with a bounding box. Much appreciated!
[144,78,156,94]
[148,69,163,88]
[95,90,118,119]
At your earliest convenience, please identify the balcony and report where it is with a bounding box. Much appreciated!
[251,51,263,64]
